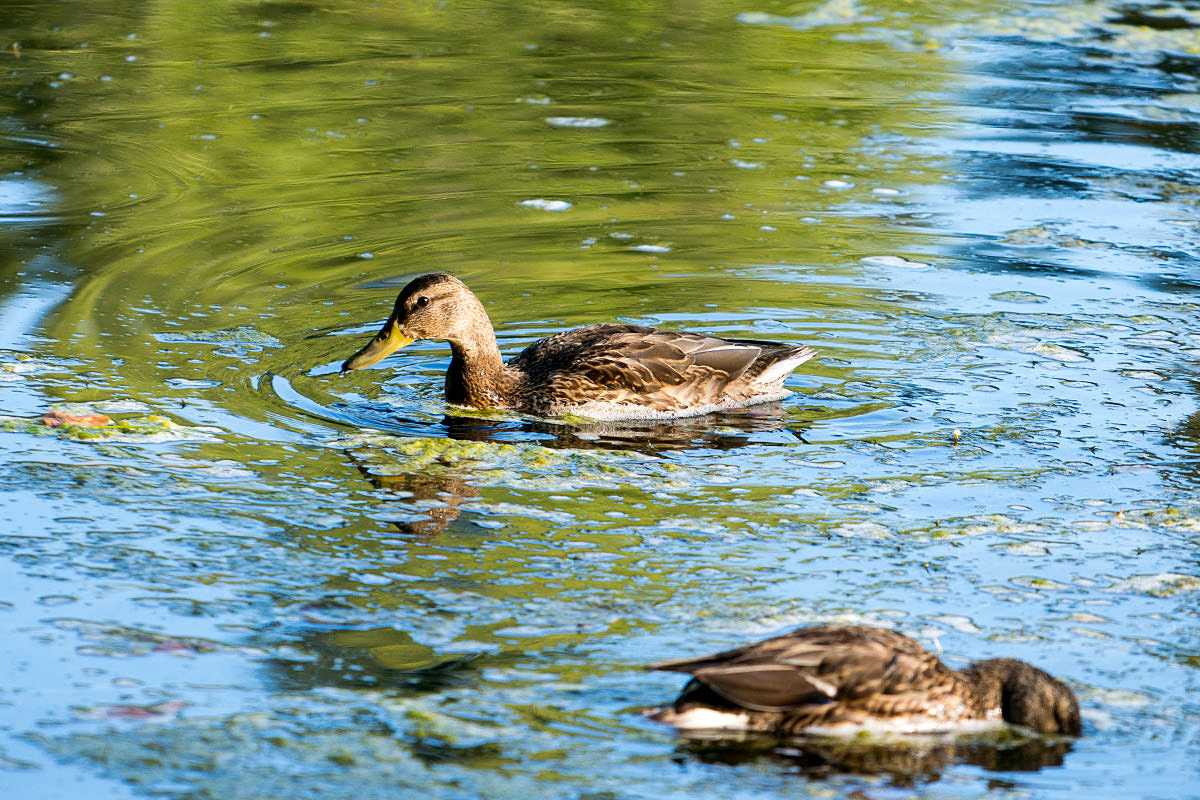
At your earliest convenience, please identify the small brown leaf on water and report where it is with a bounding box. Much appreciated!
[77,701,188,721]
[43,411,112,427]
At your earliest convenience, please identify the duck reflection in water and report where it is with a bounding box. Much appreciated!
[649,624,1080,782]
[440,401,808,453]
[349,457,480,536]
[674,730,1074,785]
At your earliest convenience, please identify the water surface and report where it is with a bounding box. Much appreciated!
[2,1,1199,797]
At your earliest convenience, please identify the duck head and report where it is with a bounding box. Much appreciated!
[341,273,490,372]
[969,658,1082,736]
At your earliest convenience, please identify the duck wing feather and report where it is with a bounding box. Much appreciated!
[509,324,799,411]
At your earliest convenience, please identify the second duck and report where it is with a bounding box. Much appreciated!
[648,624,1082,737]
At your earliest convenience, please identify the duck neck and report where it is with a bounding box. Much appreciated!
[445,315,510,408]
[960,660,1007,717]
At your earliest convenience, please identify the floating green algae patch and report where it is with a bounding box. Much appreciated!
[30,705,548,800]
[52,618,241,659]
[0,352,67,379]
[1107,506,1200,533]
[989,291,1050,304]
[330,432,702,493]
[1106,573,1200,598]
[0,405,222,444]
[31,714,458,799]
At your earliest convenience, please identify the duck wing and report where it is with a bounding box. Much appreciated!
[512,325,757,380]
[510,324,811,412]
[652,625,960,714]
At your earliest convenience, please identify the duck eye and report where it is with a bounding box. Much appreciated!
[416,296,430,308]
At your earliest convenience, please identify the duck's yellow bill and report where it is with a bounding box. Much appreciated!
[341,319,413,372]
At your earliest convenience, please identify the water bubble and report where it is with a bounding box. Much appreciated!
[860,255,930,269]
[545,117,609,128]
[519,198,571,211]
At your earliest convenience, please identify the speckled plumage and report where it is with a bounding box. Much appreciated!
[341,273,816,420]
[649,625,1081,737]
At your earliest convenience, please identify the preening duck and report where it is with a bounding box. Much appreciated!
[649,624,1081,737]
[341,273,815,420]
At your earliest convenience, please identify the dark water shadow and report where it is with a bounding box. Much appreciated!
[1161,385,1200,490]
[673,731,1074,786]
[1107,8,1200,33]
[260,621,499,694]
[256,625,518,768]
[927,35,1200,293]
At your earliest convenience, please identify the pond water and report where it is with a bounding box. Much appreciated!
[2,0,1200,797]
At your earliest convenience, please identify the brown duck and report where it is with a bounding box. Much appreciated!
[649,625,1081,737]
[341,273,816,420]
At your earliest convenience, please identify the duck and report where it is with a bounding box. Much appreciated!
[340,273,816,420]
[648,624,1081,737]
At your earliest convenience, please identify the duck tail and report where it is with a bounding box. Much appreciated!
[755,345,816,386]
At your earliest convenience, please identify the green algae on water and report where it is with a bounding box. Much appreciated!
[330,432,701,493]
[0,409,222,444]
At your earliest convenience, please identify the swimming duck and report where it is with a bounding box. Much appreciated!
[341,273,816,420]
[648,624,1081,737]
